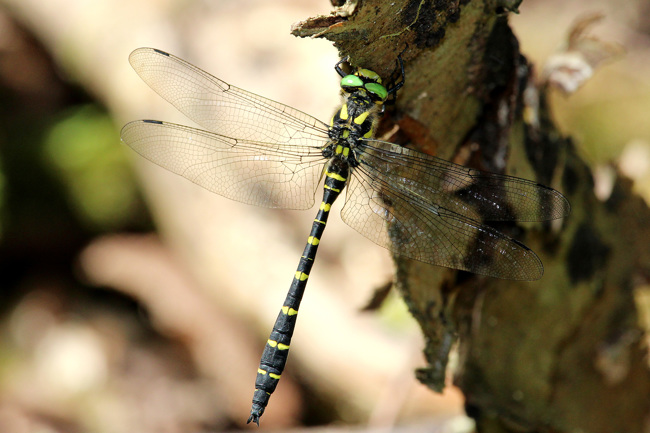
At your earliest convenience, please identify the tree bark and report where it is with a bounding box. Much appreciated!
[296,1,650,432]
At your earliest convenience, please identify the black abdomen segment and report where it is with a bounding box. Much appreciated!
[248,161,349,425]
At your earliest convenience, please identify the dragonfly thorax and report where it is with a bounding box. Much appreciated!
[321,138,359,168]
[329,90,382,140]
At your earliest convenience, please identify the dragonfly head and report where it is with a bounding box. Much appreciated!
[340,68,388,105]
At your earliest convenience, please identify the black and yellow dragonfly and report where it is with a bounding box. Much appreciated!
[120,48,570,425]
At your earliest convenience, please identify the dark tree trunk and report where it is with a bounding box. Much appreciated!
[296,1,650,432]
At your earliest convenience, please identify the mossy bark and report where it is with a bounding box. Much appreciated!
[296,1,650,432]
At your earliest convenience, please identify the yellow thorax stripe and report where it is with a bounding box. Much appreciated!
[353,110,370,125]
[339,103,349,120]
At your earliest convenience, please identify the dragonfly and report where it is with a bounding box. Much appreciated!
[120,47,570,425]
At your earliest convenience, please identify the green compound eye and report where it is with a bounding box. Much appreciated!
[364,82,388,101]
[341,74,364,89]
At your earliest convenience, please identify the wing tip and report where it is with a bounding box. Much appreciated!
[152,48,170,57]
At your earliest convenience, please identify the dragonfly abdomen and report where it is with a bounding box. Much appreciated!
[248,162,349,425]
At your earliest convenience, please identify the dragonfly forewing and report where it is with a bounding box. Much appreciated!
[128,47,331,147]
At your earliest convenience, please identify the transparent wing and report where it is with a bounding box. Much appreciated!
[128,47,331,145]
[339,139,570,280]
[355,140,571,222]
[341,169,544,280]
[121,120,328,209]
